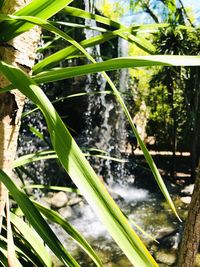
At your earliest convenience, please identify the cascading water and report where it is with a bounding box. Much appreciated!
[16,44,50,186]
[116,37,129,154]
[80,0,118,183]
[79,0,137,186]
[112,36,137,185]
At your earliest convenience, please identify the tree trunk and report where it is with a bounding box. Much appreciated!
[190,67,200,181]
[0,0,40,230]
[177,160,200,267]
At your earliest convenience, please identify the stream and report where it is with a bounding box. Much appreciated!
[48,178,188,267]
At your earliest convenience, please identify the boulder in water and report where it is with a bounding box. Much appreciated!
[181,184,194,196]
[155,249,176,266]
[43,191,69,208]
[180,196,191,204]
[58,206,73,218]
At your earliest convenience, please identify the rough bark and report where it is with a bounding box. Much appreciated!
[177,160,200,267]
[190,67,200,181]
[0,0,40,230]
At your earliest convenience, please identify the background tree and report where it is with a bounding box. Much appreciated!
[129,0,200,179]
[149,25,200,179]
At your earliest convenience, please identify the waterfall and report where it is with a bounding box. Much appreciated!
[18,0,135,188]
[81,0,116,182]
[80,0,136,185]
[117,37,129,153]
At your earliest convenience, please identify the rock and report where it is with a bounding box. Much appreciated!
[68,196,82,206]
[155,250,176,265]
[181,196,191,204]
[44,191,68,209]
[181,184,194,195]
[58,206,72,218]
[156,227,180,249]
[46,192,54,197]
[156,227,176,240]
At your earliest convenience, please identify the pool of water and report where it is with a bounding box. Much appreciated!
[50,182,185,266]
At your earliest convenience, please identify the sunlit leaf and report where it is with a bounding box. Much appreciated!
[34,55,200,84]
[10,213,53,267]
[13,150,127,168]
[0,0,73,42]
[32,201,104,267]
[0,169,80,267]
[0,60,158,267]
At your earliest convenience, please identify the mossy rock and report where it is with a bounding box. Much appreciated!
[155,249,177,265]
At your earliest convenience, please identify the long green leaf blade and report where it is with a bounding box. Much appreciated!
[0,61,158,267]
[32,201,104,267]
[12,150,126,168]
[10,213,53,267]
[0,170,80,267]
[0,0,73,42]
[33,55,200,84]
[33,24,167,74]
[0,14,150,74]
[62,6,157,53]
[63,6,170,33]
[1,219,48,266]
[12,150,57,168]
[33,28,124,73]
[63,6,122,29]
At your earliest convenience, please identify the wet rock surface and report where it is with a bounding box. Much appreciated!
[180,196,191,204]
[43,191,69,208]
[58,206,73,218]
[155,249,177,266]
[181,184,194,195]
[155,227,180,249]
[67,195,82,206]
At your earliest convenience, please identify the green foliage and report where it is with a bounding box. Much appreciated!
[0,0,73,42]
[32,55,200,83]
[0,58,158,267]
[0,0,5,9]
[127,0,200,155]
[97,0,128,20]
[147,25,200,150]
[0,169,80,267]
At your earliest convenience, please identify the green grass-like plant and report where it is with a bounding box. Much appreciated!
[0,0,200,266]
